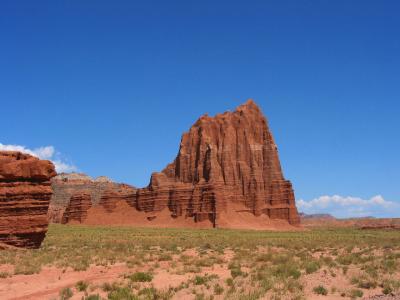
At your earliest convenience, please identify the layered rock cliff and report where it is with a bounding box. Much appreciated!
[48,173,136,223]
[133,100,300,226]
[0,151,56,248]
[61,192,92,224]
[58,100,300,229]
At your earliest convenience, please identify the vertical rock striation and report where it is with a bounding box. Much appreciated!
[0,151,56,248]
[133,99,300,227]
[48,173,136,223]
[61,192,92,224]
[56,100,300,229]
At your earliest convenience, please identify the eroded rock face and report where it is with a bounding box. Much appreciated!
[0,151,56,248]
[61,192,92,224]
[132,100,300,226]
[48,173,136,223]
[58,100,300,229]
[99,187,136,212]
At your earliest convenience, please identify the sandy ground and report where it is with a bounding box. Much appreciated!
[82,201,302,231]
[1,250,399,300]
[0,264,129,300]
[0,263,231,300]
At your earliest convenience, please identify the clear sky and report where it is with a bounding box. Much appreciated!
[1,1,399,218]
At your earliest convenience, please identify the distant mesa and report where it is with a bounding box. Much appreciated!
[300,212,400,229]
[53,100,301,229]
[0,151,56,249]
[299,213,336,220]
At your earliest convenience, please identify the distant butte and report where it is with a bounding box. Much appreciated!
[56,100,300,229]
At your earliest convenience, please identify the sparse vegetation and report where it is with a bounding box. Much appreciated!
[213,283,224,295]
[76,280,89,292]
[107,286,136,300]
[305,261,320,274]
[313,285,328,295]
[1,224,400,299]
[85,295,101,300]
[349,289,364,298]
[127,271,153,282]
[0,271,10,278]
[59,287,73,300]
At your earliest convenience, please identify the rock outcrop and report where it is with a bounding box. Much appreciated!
[98,188,136,212]
[61,192,92,224]
[132,100,300,227]
[58,100,300,229]
[49,173,136,223]
[0,151,56,248]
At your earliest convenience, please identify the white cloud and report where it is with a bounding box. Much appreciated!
[298,195,400,218]
[0,143,77,173]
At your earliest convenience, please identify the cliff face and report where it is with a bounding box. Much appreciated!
[61,192,92,224]
[134,100,300,226]
[0,151,56,248]
[58,100,300,229]
[48,173,136,223]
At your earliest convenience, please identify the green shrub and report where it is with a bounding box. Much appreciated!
[102,282,119,292]
[273,263,301,279]
[158,253,173,261]
[194,293,205,300]
[213,283,224,295]
[349,289,363,299]
[337,255,353,265]
[60,287,73,300]
[305,261,320,274]
[194,275,207,285]
[128,272,153,282]
[108,287,136,300]
[382,259,397,273]
[85,295,101,300]
[256,253,273,262]
[226,278,234,287]
[14,262,41,275]
[381,279,400,295]
[313,285,328,296]
[138,287,158,297]
[342,266,349,275]
[260,278,273,291]
[230,267,244,278]
[76,280,89,292]
[383,286,393,295]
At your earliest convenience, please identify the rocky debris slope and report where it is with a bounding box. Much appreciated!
[0,151,56,248]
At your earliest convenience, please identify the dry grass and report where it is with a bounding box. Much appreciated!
[1,225,400,299]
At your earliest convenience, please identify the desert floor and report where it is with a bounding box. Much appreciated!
[1,225,400,300]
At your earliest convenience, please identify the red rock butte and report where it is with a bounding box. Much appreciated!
[59,100,300,229]
[0,151,56,248]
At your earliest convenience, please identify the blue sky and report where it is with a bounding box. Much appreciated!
[1,1,399,218]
